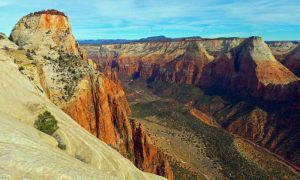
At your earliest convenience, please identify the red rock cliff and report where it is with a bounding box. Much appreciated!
[10,10,173,179]
[84,36,300,170]
[284,44,300,77]
[201,36,299,101]
[84,38,244,79]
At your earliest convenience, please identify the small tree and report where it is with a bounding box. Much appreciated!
[34,111,58,135]
[18,66,24,71]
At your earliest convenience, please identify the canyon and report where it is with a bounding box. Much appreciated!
[0,7,299,180]
[83,35,300,177]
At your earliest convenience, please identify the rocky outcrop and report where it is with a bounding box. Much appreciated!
[131,121,174,180]
[0,35,163,179]
[102,63,174,179]
[201,99,300,169]
[10,10,81,59]
[267,41,298,62]
[201,36,299,101]
[284,44,300,77]
[160,42,214,85]
[197,37,246,56]
[9,10,172,179]
[61,72,173,179]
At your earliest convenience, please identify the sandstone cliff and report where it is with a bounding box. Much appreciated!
[284,44,300,77]
[9,10,172,179]
[202,36,299,101]
[102,62,174,180]
[267,41,298,62]
[160,42,214,85]
[199,38,300,168]
[131,121,173,179]
[84,36,300,171]
[0,32,164,179]
[84,37,299,101]
[10,10,81,58]
[84,38,242,84]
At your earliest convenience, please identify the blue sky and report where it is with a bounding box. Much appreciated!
[0,0,299,40]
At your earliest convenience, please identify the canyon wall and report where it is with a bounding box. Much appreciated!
[201,36,299,101]
[0,26,164,180]
[267,41,298,62]
[9,10,173,179]
[84,36,300,169]
[85,37,299,101]
[284,44,300,77]
[85,38,244,84]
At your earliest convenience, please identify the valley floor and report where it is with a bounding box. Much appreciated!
[122,79,300,180]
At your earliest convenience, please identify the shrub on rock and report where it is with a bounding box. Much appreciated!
[35,111,58,135]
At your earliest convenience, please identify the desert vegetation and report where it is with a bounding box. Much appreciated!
[128,79,300,180]
[34,111,58,135]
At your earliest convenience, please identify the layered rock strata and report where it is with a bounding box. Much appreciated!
[0,31,164,180]
[9,10,172,179]
[284,44,300,77]
[84,36,300,170]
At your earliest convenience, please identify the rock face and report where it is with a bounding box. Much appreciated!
[102,63,174,180]
[0,34,164,179]
[220,106,300,169]
[160,42,214,85]
[9,10,172,179]
[84,38,242,84]
[84,36,300,170]
[131,121,173,179]
[10,10,81,59]
[284,44,300,77]
[84,36,299,101]
[202,36,299,101]
[197,39,300,168]
[267,41,298,62]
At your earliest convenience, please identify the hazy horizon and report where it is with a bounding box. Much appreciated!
[76,36,300,42]
[0,0,299,41]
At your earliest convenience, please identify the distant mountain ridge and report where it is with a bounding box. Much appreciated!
[79,36,299,45]
[79,36,204,45]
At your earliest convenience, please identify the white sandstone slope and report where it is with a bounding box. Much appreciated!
[0,36,164,179]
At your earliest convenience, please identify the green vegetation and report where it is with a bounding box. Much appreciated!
[131,100,268,179]
[54,54,86,101]
[34,111,58,135]
[169,160,198,180]
[63,83,77,100]
[18,66,24,71]
[135,80,300,179]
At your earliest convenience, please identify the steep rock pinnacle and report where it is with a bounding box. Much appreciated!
[10,10,81,59]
